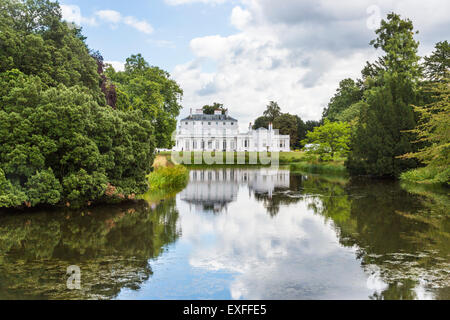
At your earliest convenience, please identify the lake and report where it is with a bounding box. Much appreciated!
[0,167,448,300]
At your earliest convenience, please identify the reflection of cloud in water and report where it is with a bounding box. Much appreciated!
[178,184,375,299]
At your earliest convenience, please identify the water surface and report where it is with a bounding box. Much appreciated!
[0,168,448,299]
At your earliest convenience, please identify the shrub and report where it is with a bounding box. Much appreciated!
[0,71,155,208]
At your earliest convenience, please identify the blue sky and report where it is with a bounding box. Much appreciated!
[60,0,450,128]
[61,0,240,72]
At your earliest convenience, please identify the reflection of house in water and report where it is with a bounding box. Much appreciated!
[179,169,290,213]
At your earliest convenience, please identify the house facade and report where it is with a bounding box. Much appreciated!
[173,109,290,152]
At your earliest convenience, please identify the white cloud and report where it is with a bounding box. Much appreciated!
[60,4,97,26]
[95,9,154,34]
[123,16,154,34]
[62,5,153,35]
[230,6,252,30]
[95,10,122,23]
[173,0,450,127]
[105,61,125,72]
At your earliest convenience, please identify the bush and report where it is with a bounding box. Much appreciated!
[0,71,155,208]
[147,165,189,191]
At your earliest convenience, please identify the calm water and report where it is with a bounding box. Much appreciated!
[0,168,449,300]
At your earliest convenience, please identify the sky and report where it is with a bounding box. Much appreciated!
[60,0,450,130]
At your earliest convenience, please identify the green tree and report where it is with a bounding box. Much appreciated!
[346,13,421,177]
[252,116,270,130]
[273,113,299,148]
[263,101,281,122]
[399,77,450,184]
[423,41,450,82]
[301,120,351,161]
[106,55,183,149]
[202,102,227,115]
[0,0,103,103]
[322,79,363,122]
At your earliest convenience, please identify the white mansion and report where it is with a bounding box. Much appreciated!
[174,109,290,152]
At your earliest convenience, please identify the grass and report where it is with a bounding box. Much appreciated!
[290,161,347,175]
[146,165,189,192]
[400,166,450,186]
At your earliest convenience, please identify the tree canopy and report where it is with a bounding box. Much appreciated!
[302,120,351,161]
[105,54,183,149]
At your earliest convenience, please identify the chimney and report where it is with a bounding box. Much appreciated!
[249,122,252,131]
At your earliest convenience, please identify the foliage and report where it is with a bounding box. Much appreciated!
[400,166,450,185]
[146,165,189,191]
[302,120,351,161]
[252,102,311,149]
[202,102,227,115]
[346,13,420,177]
[322,78,363,122]
[273,113,299,147]
[252,116,270,129]
[0,70,155,208]
[423,41,449,82]
[263,101,281,122]
[290,162,347,175]
[105,54,183,149]
[0,0,103,104]
[398,76,449,185]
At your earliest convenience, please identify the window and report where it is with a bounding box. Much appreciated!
[185,122,188,125]
[223,122,226,125]
[208,122,211,125]
[231,122,234,125]
[193,122,195,125]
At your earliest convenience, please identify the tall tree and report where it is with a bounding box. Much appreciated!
[106,55,183,149]
[322,78,363,122]
[399,76,450,184]
[423,41,450,82]
[263,101,281,122]
[347,13,421,177]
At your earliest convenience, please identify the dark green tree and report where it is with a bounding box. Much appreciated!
[423,41,449,82]
[263,101,281,122]
[322,79,362,122]
[252,116,270,129]
[346,13,421,177]
[273,113,299,148]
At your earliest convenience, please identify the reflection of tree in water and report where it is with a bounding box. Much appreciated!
[276,173,449,300]
[0,199,180,299]
[253,175,304,216]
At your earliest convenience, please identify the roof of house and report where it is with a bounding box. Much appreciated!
[181,114,238,122]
